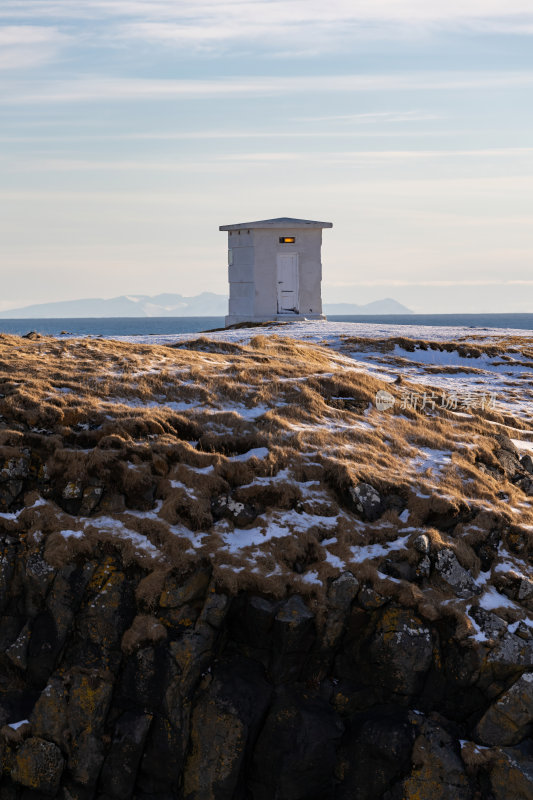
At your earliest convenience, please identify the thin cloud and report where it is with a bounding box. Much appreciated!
[0,25,64,45]
[0,25,68,70]
[3,71,533,104]
[296,111,446,123]
[0,129,469,143]
[2,1,533,26]
[4,146,533,172]
[326,279,533,287]
[1,2,533,57]
[113,5,533,54]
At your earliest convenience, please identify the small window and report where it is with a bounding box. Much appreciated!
[279,236,295,244]
[228,249,233,266]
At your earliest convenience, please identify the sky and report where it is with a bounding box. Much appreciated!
[1,0,533,314]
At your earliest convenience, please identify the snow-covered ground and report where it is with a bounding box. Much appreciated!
[110,319,533,421]
[110,319,533,347]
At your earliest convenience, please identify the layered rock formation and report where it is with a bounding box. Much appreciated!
[1,547,533,799]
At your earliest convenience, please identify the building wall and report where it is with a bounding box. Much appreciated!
[294,228,323,316]
[226,226,324,321]
[227,229,254,317]
[252,228,323,317]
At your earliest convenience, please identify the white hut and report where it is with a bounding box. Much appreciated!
[220,217,332,327]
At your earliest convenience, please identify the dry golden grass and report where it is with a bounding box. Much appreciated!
[338,333,533,360]
[0,332,531,630]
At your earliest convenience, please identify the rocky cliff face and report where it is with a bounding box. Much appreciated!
[0,333,532,799]
[1,545,533,799]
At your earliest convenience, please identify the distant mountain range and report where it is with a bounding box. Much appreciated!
[0,293,228,319]
[0,293,413,318]
[325,298,412,315]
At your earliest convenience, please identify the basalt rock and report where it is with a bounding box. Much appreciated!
[1,529,533,799]
[249,685,344,800]
[323,572,360,650]
[475,672,533,746]
[366,606,434,700]
[211,494,258,527]
[521,454,533,474]
[496,448,523,478]
[183,656,272,800]
[99,711,153,800]
[336,710,415,800]
[488,745,533,800]
[434,548,479,598]
[398,716,472,800]
[494,433,520,455]
[11,737,64,795]
[348,481,383,522]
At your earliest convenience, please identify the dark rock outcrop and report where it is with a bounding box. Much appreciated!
[1,539,533,799]
[348,482,383,522]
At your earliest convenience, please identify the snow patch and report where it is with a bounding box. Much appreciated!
[8,720,29,730]
[350,535,410,563]
[479,585,517,611]
[229,447,269,462]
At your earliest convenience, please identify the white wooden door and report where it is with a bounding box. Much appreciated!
[277,254,299,313]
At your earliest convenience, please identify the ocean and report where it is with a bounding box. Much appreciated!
[0,313,532,338]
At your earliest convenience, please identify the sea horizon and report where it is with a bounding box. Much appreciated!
[0,312,532,338]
